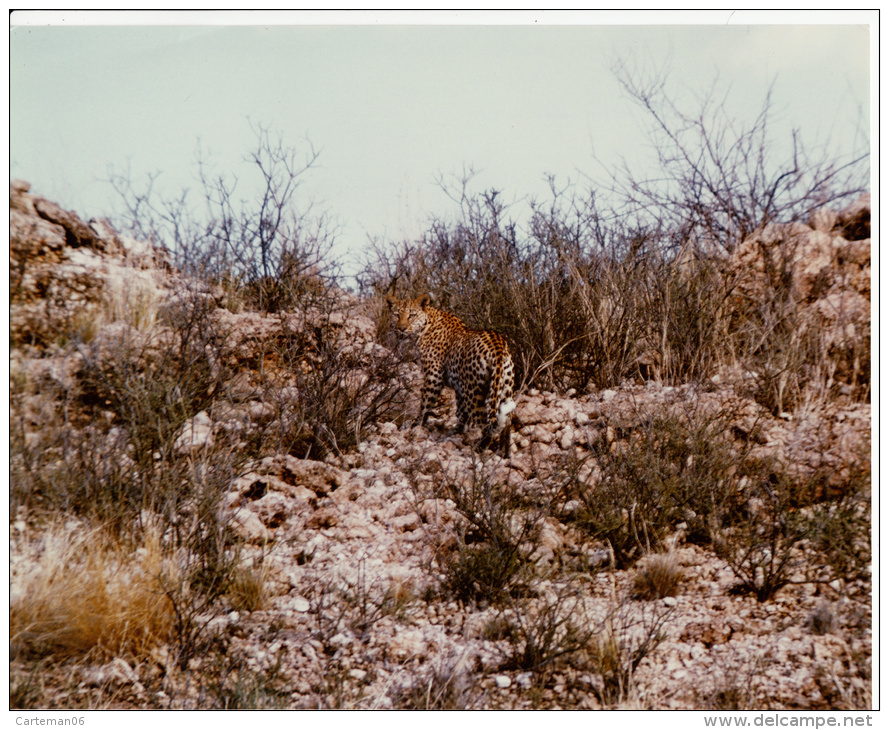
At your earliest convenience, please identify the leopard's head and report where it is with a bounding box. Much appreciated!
[385,293,432,336]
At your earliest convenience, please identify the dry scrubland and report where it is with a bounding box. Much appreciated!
[9,175,871,710]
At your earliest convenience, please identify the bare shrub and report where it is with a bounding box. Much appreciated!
[358,62,868,404]
[602,60,869,407]
[337,560,415,638]
[151,439,253,670]
[604,59,868,253]
[394,656,481,710]
[109,122,338,312]
[693,655,766,710]
[11,292,259,669]
[729,230,871,413]
[588,601,672,707]
[203,654,290,709]
[359,175,603,390]
[806,484,871,584]
[258,306,407,459]
[716,456,871,602]
[68,298,228,526]
[357,174,762,393]
[496,584,596,673]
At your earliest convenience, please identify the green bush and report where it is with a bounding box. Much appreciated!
[716,456,871,601]
[430,458,548,604]
[564,406,746,568]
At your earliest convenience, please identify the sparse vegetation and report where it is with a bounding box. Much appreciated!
[562,405,748,568]
[359,62,868,403]
[588,602,673,707]
[268,305,407,459]
[392,654,482,710]
[109,123,339,314]
[227,559,270,613]
[432,458,547,604]
[204,655,291,710]
[715,455,871,602]
[496,585,595,673]
[9,57,870,709]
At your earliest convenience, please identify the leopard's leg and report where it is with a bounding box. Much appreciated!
[418,364,444,427]
[447,378,469,436]
[473,370,497,452]
[497,418,512,457]
[477,405,500,453]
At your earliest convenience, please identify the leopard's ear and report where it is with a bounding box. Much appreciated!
[417,293,432,308]
[385,294,397,310]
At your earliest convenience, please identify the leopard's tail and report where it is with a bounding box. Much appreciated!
[497,397,516,431]
[480,363,515,432]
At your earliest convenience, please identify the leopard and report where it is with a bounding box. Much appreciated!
[386,293,516,457]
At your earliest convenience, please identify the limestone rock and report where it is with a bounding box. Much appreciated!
[173,411,215,454]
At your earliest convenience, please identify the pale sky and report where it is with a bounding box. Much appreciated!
[9,11,874,281]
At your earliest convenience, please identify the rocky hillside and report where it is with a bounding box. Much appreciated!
[10,181,872,709]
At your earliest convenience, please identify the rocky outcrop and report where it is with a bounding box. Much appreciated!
[724,195,871,404]
[9,184,871,710]
[731,203,870,305]
[188,382,870,709]
[10,179,174,348]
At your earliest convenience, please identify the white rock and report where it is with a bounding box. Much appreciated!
[229,507,272,543]
[247,401,276,423]
[173,411,215,454]
[329,632,353,648]
[494,675,512,689]
[81,658,144,693]
[387,627,427,660]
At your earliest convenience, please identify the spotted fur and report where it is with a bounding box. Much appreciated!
[386,293,515,457]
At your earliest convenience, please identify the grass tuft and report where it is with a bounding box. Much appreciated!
[10,524,174,661]
[631,553,685,601]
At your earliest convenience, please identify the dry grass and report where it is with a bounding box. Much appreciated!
[228,560,271,613]
[10,523,174,661]
[106,274,162,332]
[631,552,685,601]
[54,272,162,347]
